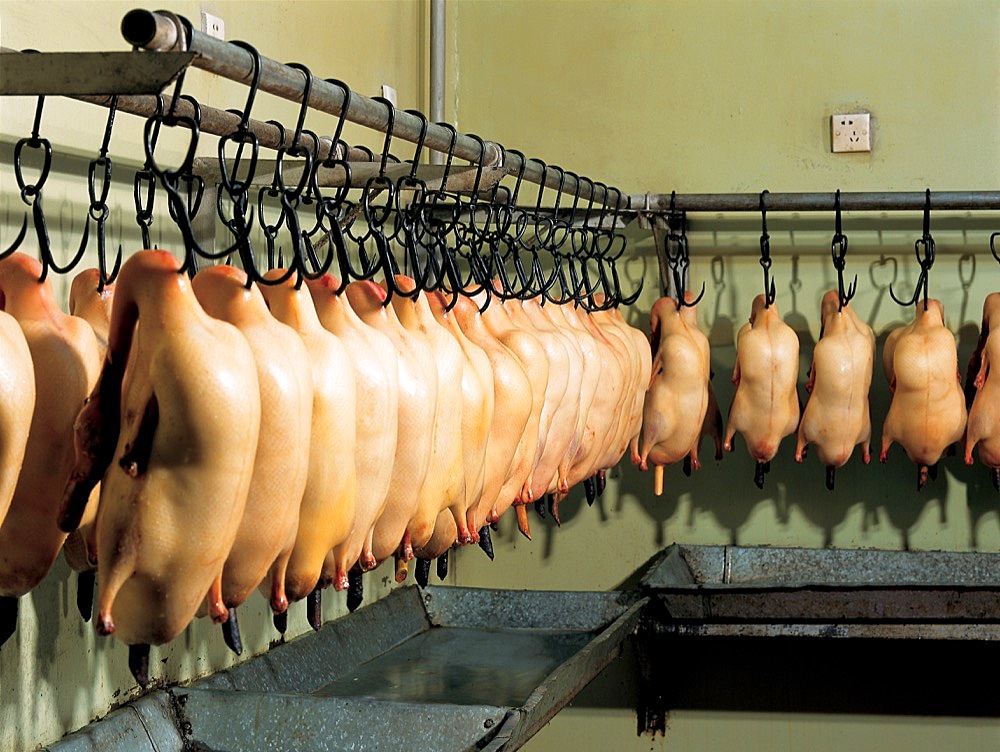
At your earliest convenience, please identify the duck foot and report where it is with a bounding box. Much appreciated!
[346,569,364,612]
[129,643,151,688]
[596,470,607,496]
[394,555,409,584]
[825,465,836,491]
[0,596,17,648]
[415,557,431,588]
[77,571,96,622]
[437,551,449,581]
[548,494,562,527]
[273,610,288,635]
[583,475,596,506]
[307,587,323,630]
[478,526,494,560]
[221,607,243,656]
[515,504,532,539]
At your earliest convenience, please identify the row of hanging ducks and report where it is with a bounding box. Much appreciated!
[635,284,1000,494]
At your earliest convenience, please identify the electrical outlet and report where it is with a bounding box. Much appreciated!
[831,112,871,153]
[380,84,398,107]
[200,12,225,40]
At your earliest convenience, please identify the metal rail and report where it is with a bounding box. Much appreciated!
[632,190,1000,213]
[0,47,371,163]
[120,9,623,209]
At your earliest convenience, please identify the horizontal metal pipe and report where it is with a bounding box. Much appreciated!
[632,191,1000,213]
[0,46,376,164]
[120,9,619,207]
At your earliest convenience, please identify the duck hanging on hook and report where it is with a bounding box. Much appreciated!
[879,189,967,490]
[723,191,800,489]
[634,191,721,496]
[962,231,1000,491]
[795,190,875,491]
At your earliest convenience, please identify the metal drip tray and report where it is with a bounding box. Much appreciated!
[642,544,1000,639]
[47,586,644,752]
[315,626,595,708]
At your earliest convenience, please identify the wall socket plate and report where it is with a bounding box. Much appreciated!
[200,12,225,40]
[831,112,871,153]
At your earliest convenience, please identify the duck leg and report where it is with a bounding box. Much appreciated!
[346,569,364,612]
[77,571,96,622]
[221,607,243,656]
[478,526,494,561]
[129,643,151,688]
[415,558,431,588]
[0,597,17,647]
[436,551,449,581]
[307,587,323,631]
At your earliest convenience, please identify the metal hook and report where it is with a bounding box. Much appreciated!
[88,95,123,290]
[10,78,89,282]
[889,189,935,310]
[665,197,705,308]
[759,190,776,307]
[436,122,459,191]
[831,189,856,311]
[371,96,396,178]
[144,101,252,277]
[990,232,1000,265]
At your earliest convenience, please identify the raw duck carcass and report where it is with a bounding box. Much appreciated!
[448,292,532,534]
[0,253,99,646]
[305,275,398,591]
[58,250,260,685]
[344,280,436,567]
[523,297,590,499]
[541,301,604,518]
[0,309,35,531]
[548,302,621,519]
[880,298,966,488]
[593,304,652,471]
[723,294,800,488]
[965,293,1000,487]
[62,269,116,620]
[636,295,711,496]
[501,296,575,504]
[388,276,466,571]
[474,291,550,535]
[423,289,495,550]
[192,266,312,645]
[257,271,358,608]
[794,290,875,489]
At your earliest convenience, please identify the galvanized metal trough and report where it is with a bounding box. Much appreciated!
[45,585,644,752]
[642,544,1000,639]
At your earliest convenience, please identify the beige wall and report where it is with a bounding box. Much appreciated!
[449,1,1000,750]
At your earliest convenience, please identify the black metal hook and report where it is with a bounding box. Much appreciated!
[889,189,935,310]
[133,95,164,250]
[990,231,1000,266]
[10,75,89,282]
[831,189,857,311]
[217,41,263,201]
[436,121,460,191]
[759,190,776,307]
[665,195,705,308]
[144,99,252,277]
[87,95,123,290]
